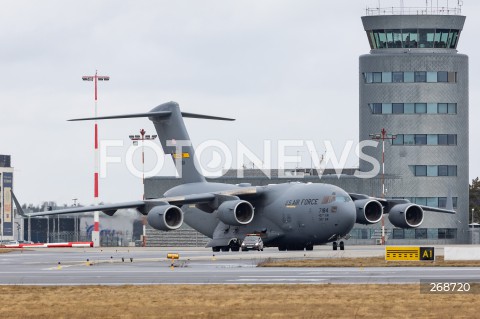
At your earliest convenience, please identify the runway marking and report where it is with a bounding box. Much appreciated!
[230,279,328,282]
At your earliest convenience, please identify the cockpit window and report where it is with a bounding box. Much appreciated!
[321,195,336,204]
[321,195,351,204]
[335,196,351,203]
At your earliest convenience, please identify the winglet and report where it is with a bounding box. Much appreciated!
[10,190,29,217]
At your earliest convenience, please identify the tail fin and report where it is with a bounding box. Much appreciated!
[69,101,235,184]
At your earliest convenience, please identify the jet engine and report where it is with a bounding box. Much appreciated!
[217,200,254,226]
[147,205,184,231]
[388,204,424,228]
[355,199,383,224]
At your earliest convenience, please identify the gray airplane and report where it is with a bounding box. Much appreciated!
[13,101,454,251]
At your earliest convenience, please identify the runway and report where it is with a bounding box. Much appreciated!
[1,246,479,285]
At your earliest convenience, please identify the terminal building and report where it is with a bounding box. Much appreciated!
[0,155,15,242]
[143,5,470,246]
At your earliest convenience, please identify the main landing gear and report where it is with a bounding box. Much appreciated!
[277,244,314,251]
[212,240,241,252]
[332,241,345,251]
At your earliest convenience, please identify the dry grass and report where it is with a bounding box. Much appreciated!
[0,284,478,319]
[259,256,480,268]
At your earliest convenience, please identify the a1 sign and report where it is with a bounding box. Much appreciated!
[420,247,435,260]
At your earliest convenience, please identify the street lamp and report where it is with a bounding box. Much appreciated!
[129,129,157,247]
[370,128,397,245]
[82,70,110,248]
[472,208,475,224]
[72,198,79,241]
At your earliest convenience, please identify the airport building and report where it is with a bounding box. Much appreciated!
[143,5,470,246]
[0,155,15,242]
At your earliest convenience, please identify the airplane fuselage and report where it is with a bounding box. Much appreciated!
[165,181,357,249]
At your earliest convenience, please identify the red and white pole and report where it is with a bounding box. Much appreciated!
[82,71,109,248]
[93,72,100,247]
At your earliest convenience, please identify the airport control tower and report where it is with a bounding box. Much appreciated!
[359,4,469,243]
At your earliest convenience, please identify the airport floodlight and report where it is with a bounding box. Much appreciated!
[128,128,158,185]
[129,128,158,248]
[370,128,397,246]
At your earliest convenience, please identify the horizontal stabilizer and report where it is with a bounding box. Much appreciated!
[69,111,172,121]
[69,106,235,122]
[181,112,235,121]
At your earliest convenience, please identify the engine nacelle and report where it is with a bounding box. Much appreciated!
[355,199,383,224]
[217,200,254,226]
[147,205,184,231]
[388,204,424,228]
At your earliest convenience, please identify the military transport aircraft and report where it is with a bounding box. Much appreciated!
[12,101,455,251]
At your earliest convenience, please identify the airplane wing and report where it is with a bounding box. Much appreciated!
[348,193,455,214]
[12,186,264,218]
[24,201,146,217]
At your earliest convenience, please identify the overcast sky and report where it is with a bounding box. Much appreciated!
[1,0,479,206]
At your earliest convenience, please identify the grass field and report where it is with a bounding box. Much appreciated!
[1,250,479,318]
[1,284,478,318]
[259,256,480,267]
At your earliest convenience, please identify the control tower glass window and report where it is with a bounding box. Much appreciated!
[447,30,460,48]
[403,29,418,48]
[367,29,460,49]
[419,29,435,48]
[435,29,450,48]
[386,29,402,48]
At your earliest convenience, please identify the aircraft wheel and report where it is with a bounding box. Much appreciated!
[231,246,240,252]
[332,242,338,251]
[339,241,345,250]
[221,246,230,252]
